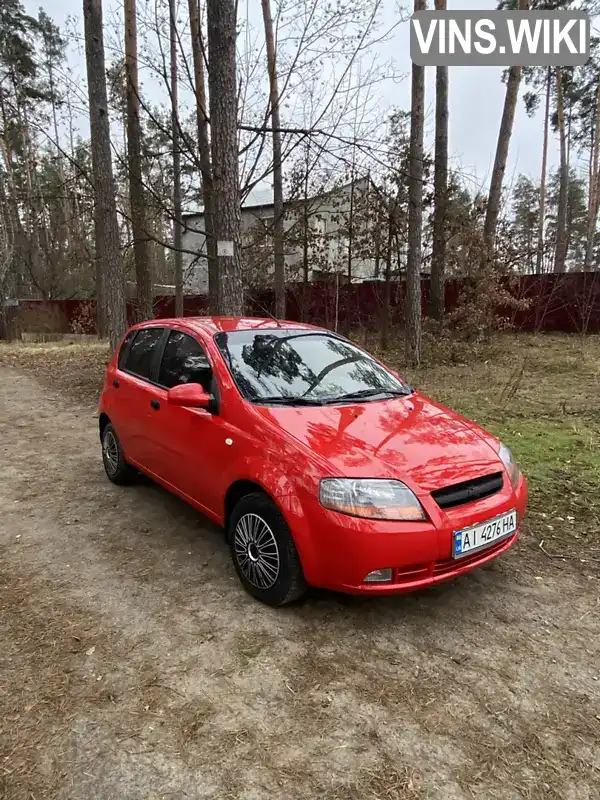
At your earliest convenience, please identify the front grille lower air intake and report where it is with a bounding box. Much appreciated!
[431,472,504,510]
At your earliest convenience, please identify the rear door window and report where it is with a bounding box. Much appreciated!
[158,330,212,391]
[122,327,164,380]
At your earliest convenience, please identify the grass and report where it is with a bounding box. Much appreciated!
[0,339,110,404]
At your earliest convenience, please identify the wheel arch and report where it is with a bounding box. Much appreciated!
[224,479,276,534]
[99,412,111,440]
[222,467,320,585]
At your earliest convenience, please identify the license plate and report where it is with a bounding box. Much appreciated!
[453,510,517,559]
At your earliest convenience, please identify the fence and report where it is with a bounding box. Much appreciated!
[3,271,600,338]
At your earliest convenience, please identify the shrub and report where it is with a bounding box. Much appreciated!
[70,301,97,335]
[450,261,530,342]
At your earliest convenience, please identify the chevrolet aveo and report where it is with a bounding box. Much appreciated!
[99,317,528,607]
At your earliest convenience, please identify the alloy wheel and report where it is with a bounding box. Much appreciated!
[234,513,280,589]
[103,429,119,477]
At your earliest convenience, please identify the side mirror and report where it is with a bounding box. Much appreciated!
[167,383,211,409]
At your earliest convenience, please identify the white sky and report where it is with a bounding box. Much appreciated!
[24,0,569,199]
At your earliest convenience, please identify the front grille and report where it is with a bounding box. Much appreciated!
[431,472,504,510]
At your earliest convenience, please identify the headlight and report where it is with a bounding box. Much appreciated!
[498,443,521,489]
[319,478,426,521]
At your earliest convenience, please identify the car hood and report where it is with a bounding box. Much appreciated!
[254,392,502,494]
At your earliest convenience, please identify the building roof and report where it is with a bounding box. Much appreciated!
[183,185,274,221]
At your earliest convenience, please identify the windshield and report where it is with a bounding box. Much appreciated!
[214,330,412,405]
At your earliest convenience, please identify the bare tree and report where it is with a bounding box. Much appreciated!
[261,0,285,318]
[380,195,396,351]
[236,0,392,206]
[536,67,551,274]
[38,11,70,259]
[169,0,183,316]
[124,0,153,319]
[83,0,127,350]
[584,80,600,270]
[430,0,448,322]
[405,0,426,366]
[188,0,218,312]
[206,0,243,314]
[554,67,569,272]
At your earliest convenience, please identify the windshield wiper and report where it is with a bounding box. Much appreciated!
[322,388,412,404]
[253,396,326,406]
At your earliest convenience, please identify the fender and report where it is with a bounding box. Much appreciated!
[223,452,323,586]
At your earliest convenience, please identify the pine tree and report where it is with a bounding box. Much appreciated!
[124,0,152,319]
[405,0,426,366]
[206,0,243,314]
[83,0,127,349]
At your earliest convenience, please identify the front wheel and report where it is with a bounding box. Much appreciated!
[101,423,136,485]
[228,493,307,607]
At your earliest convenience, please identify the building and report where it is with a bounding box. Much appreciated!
[181,177,382,294]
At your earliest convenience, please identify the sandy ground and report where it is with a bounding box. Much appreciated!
[1,365,599,800]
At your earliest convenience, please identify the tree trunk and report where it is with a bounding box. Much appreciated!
[584,81,600,271]
[554,68,569,273]
[169,0,183,317]
[206,0,243,315]
[484,0,528,253]
[373,219,381,279]
[405,0,426,367]
[380,200,395,352]
[346,175,355,284]
[124,0,153,319]
[0,127,29,299]
[188,0,218,312]
[261,0,285,318]
[430,0,448,322]
[301,200,310,321]
[41,24,70,259]
[536,67,551,275]
[20,109,46,298]
[83,0,127,351]
[484,66,522,252]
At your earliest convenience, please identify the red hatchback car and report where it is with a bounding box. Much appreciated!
[99,317,528,606]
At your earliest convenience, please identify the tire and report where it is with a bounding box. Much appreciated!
[228,492,307,607]
[101,423,136,485]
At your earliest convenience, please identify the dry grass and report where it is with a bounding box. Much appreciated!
[0,340,110,404]
[0,565,121,799]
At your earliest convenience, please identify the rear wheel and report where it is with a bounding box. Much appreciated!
[101,423,136,485]
[228,492,307,606]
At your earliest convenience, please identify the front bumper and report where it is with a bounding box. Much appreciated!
[340,530,519,594]
[303,473,528,595]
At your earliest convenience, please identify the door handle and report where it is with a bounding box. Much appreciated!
[150,399,160,410]
[113,379,120,388]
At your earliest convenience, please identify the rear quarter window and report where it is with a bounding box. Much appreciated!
[117,330,136,370]
[122,327,164,380]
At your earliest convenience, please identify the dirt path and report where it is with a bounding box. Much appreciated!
[1,366,599,800]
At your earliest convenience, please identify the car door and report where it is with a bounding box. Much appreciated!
[112,325,166,469]
[148,327,231,516]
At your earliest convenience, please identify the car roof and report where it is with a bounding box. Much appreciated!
[131,317,327,335]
